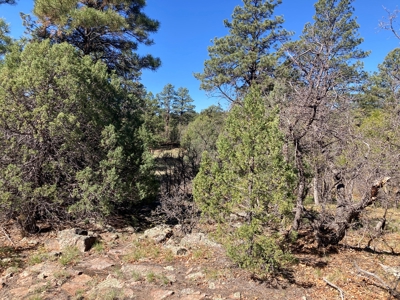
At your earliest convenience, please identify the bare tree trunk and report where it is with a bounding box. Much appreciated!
[313,176,320,205]
[292,145,307,231]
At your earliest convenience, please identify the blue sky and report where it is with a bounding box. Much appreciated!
[1,0,400,111]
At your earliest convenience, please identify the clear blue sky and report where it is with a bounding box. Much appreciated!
[1,0,399,111]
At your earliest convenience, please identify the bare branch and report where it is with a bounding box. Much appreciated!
[323,277,344,300]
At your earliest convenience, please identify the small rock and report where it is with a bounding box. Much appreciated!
[61,274,92,296]
[230,292,241,299]
[151,289,174,300]
[37,272,48,280]
[181,288,198,295]
[28,239,39,246]
[57,228,97,252]
[143,225,173,243]
[186,271,205,280]
[180,233,220,248]
[76,257,115,270]
[124,226,136,233]
[164,266,174,271]
[208,282,216,289]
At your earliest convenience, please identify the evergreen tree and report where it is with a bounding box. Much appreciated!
[371,48,400,108]
[193,87,296,274]
[194,0,291,103]
[181,105,225,169]
[173,87,196,127]
[142,91,164,148]
[31,0,160,81]
[157,84,177,142]
[0,19,12,57]
[0,41,156,231]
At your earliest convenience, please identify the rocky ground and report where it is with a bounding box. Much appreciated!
[1,207,400,300]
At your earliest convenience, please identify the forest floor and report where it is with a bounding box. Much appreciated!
[1,206,400,300]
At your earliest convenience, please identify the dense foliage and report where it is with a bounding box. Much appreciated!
[0,41,156,231]
[194,87,296,272]
[31,0,160,81]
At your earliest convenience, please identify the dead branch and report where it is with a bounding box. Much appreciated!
[0,225,14,246]
[354,262,400,299]
[323,277,344,300]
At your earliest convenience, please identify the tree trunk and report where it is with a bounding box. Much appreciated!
[313,177,390,247]
[313,176,320,205]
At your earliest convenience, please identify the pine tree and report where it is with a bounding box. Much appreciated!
[157,84,177,142]
[31,0,160,81]
[193,87,296,274]
[194,0,291,103]
[0,19,12,57]
[173,87,196,127]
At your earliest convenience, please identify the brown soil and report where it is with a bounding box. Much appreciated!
[1,207,400,300]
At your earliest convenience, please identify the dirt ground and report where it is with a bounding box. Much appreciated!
[1,206,400,299]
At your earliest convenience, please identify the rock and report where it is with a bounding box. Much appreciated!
[121,264,164,278]
[61,274,92,296]
[179,233,220,248]
[230,292,241,299]
[185,271,205,280]
[123,226,136,233]
[89,277,124,299]
[9,286,30,299]
[44,239,61,251]
[151,289,174,300]
[163,239,188,256]
[76,257,115,270]
[57,228,97,252]
[101,232,120,242]
[181,288,198,295]
[143,225,173,243]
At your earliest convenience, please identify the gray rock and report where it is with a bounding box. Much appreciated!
[143,225,173,243]
[57,228,97,252]
[179,233,220,248]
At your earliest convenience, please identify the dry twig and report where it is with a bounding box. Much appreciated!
[0,225,15,246]
[323,277,344,300]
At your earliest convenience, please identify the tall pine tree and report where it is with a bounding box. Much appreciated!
[194,0,291,103]
[31,0,160,81]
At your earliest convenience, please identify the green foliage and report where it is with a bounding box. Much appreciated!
[0,40,156,225]
[32,0,160,80]
[173,87,196,126]
[156,83,196,143]
[141,91,164,148]
[181,105,225,167]
[193,87,296,273]
[0,18,12,57]
[194,0,291,102]
[359,48,400,111]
